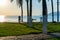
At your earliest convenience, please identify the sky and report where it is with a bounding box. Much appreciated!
[0,0,59,16]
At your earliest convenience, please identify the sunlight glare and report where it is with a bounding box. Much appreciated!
[0,15,5,22]
[0,0,7,6]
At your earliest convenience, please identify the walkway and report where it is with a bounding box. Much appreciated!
[0,33,60,40]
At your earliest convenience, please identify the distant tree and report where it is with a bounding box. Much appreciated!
[40,17,43,22]
[32,19,36,22]
[10,0,23,23]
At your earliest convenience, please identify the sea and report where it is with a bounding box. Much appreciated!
[5,12,60,22]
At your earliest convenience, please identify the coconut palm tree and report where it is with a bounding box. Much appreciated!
[26,0,32,27]
[25,0,32,27]
[42,0,47,34]
[57,0,59,22]
[38,0,47,34]
[51,0,54,23]
[11,0,23,23]
[29,0,32,27]
[25,0,29,23]
[25,0,33,27]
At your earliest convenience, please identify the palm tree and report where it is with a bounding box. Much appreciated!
[51,0,54,23]
[25,0,29,23]
[42,0,47,34]
[26,0,32,27]
[11,0,23,23]
[29,0,32,27]
[57,0,59,22]
[38,0,47,34]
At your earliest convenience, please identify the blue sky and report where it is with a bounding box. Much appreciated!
[22,0,59,16]
[0,0,60,22]
[0,0,60,21]
[0,0,59,16]
[23,0,42,16]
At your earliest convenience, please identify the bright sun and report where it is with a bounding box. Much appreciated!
[0,0,7,6]
[0,15,5,22]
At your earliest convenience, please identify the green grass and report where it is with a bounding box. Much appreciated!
[47,23,60,32]
[0,22,60,36]
[0,22,40,36]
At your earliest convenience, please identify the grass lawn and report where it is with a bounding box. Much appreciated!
[0,22,60,36]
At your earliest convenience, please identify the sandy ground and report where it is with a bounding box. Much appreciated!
[0,33,60,40]
[0,34,48,40]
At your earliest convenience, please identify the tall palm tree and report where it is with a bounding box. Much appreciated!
[11,0,23,23]
[29,0,32,27]
[42,0,47,34]
[51,0,54,23]
[25,0,29,23]
[38,0,47,34]
[57,0,59,22]
[26,0,32,27]
[25,0,32,27]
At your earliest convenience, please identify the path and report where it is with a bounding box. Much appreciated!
[0,33,60,40]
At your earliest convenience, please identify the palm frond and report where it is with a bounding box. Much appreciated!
[48,0,50,1]
[11,0,13,2]
[38,0,41,3]
[48,0,49,1]
[25,0,27,2]
[25,0,29,2]
[16,0,23,8]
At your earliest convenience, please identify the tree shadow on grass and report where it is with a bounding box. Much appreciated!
[47,33,60,38]
[47,38,60,40]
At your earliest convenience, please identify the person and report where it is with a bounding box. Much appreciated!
[18,16,20,23]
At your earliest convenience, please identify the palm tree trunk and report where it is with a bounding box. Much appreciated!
[21,5,23,23]
[26,0,29,23]
[51,0,54,22]
[57,0,59,22]
[29,0,32,27]
[42,0,47,34]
